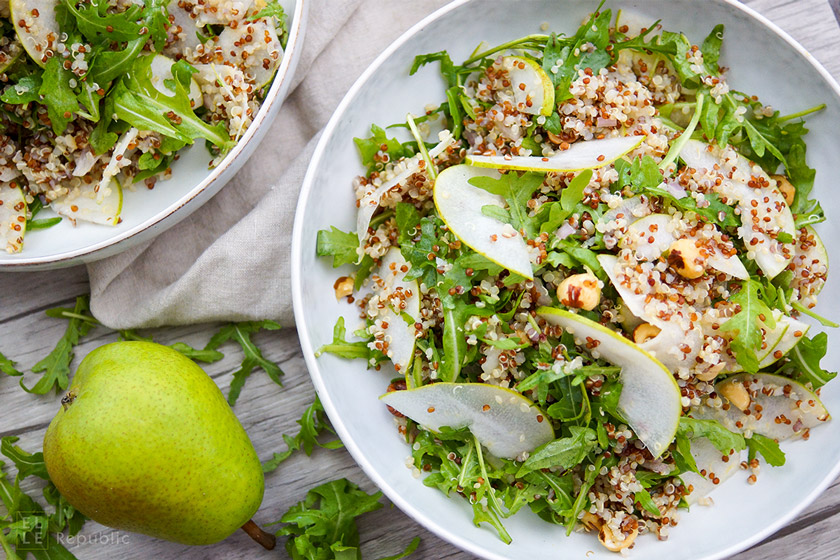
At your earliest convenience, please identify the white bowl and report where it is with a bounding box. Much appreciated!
[0,0,308,270]
[292,1,840,559]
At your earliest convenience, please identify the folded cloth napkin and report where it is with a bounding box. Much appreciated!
[88,0,450,329]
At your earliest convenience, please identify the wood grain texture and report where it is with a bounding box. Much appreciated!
[1,0,838,558]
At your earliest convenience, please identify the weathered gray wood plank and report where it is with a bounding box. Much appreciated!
[1,0,839,559]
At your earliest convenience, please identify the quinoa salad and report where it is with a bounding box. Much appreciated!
[315,5,835,553]
[0,0,287,253]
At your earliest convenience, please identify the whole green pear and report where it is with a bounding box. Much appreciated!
[43,341,265,546]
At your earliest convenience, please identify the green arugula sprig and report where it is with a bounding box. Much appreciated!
[0,437,87,560]
[262,397,343,472]
[3,295,285,406]
[720,280,776,372]
[272,478,420,560]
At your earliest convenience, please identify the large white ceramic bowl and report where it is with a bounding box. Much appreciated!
[0,0,307,270]
[292,2,840,559]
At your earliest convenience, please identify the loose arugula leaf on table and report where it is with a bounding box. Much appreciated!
[316,226,361,267]
[118,330,225,363]
[273,478,420,560]
[0,351,22,377]
[204,320,284,405]
[747,433,785,467]
[720,279,776,372]
[23,296,97,395]
[262,396,343,472]
[1,438,86,560]
[677,418,746,454]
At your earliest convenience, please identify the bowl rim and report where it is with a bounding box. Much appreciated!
[291,1,840,558]
[2,0,308,269]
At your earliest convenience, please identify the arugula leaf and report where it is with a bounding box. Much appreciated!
[247,0,286,23]
[204,320,284,405]
[517,427,596,476]
[634,487,661,517]
[672,434,700,474]
[23,296,96,395]
[316,226,360,267]
[720,280,776,372]
[784,332,837,388]
[274,479,418,560]
[677,417,746,454]
[409,51,459,89]
[354,124,412,173]
[469,171,544,237]
[316,317,383,363]
[747,434,785,467]
[1,438,86,559]
[39,56,78,135]
[700,24,724,69]
[0,351,22,377]
[113,56,232,150]
[1,76,42,105]
[262,396,343,472]
[0,438,49,481]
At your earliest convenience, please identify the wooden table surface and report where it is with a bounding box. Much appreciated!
[2,1,840,558]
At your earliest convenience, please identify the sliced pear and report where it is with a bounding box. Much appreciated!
[0,182,26,253]
[215,18,282,88]
[500,56,554,117]
[375,248,420,374]
[679,140,794,279]
[434,164,533,279]
[51,178,122,226]
[150,55,203,108]
[693,373,830,441]
[681,437,742,506]
[624,214,748,279]
[11,0,59,67]
[356,131,455,245]
[790,226,828,304]
[466,136,643,173]
[537,307,681,458]
[380,382,554,460]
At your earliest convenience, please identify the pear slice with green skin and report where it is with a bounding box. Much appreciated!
[681,437,742,506]
[500,56,555,117]
[434,164,533,279]
[790,225,828,304]
[380,382,554,460]
[693,373,830,441]
[597,253,703,372]
[51,177,123,226]
[679,139,794,279]
[624,214,749,279]
[466,135,643,173]
[11,0,59,67]
[537,307,681,458]
[375,247,420,374]
[356,132,455,246]
[0,182,26,253]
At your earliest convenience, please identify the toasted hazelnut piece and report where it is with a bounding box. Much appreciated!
[772,174,796,206]
[581,511,602,532]
[333,276,354,300]
[599,523,638,552]
[633,323,661,344]
[719,379,751,412]
[546,131,563,145]
[557,272,601,311]
[667,238,705,279]
[695,366,723,382]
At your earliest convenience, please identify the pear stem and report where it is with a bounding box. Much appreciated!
[241,519,276,550]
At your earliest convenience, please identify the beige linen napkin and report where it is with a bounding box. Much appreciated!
[87,0,450,329]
